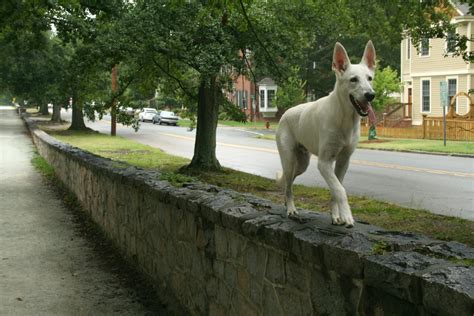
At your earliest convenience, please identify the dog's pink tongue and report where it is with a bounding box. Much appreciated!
[368,105,376,125]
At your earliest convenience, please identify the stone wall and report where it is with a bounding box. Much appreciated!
[26,118,474,315]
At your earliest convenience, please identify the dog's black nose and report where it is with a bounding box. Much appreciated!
[365,92,375,102]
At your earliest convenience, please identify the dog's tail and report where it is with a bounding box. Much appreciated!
[276,171,285,188]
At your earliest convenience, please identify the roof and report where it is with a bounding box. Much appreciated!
[451,0,471,15]
[257,77,276,86]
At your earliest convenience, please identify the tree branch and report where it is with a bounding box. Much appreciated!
[151,57,197,100]
[238,0,283,79]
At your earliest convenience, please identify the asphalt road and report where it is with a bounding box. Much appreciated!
[63,111,474,220]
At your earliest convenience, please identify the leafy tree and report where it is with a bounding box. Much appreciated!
[404,0,474,63]
[274,67,306,113]
[372,66,402,111]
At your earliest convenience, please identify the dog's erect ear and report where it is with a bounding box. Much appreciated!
[361,40,376,70]
[332,42,350,74]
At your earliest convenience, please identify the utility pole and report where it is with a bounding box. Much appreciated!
[111,64,118,136]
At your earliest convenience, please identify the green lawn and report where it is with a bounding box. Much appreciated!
[42,127,474,247]
[178,119,278,130]
[358,138,474,155]
[258,133,474,155]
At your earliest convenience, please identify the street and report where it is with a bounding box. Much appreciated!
[64,111,474,220]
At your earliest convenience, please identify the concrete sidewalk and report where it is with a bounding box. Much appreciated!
[0,107,163,315]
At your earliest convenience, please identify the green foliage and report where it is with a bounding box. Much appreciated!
[401,1,473,63]
[31,152,55,179]
[219,99,247,122]
[372,240,391,255]
[372,66,402,111]
[274,67,306,111]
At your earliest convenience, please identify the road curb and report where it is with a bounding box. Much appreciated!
[358,146,474,158]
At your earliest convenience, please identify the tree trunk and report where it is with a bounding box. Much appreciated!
[51,103,61,122]
[186,76,221,171]
[40,102,49,115]
[111,64,118,136]
[68,95,88,130]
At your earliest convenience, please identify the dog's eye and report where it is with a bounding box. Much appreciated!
[350,77,358,83]
[367,76,373,81]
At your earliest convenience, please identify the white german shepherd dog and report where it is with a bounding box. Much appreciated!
[276,41,376,228]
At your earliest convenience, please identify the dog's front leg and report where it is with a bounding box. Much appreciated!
[318,159,354,227]
[335,151,352,182]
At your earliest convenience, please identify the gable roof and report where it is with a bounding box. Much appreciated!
[451,1,471,16]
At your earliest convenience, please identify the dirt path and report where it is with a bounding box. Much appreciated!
[0,107,171,315]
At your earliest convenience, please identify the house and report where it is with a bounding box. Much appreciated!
[229,74,278,121]
[400,1,473,125]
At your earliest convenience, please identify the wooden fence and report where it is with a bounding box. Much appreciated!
[361,118,474,141]
[422,116,474,141]
[360,125,423,139]
[360,92,474,141]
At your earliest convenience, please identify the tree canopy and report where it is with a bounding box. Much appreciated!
[1,0,472,170]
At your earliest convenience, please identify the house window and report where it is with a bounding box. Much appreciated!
[236,90,242,108]
[267,89,275,108]
[420,38,429,56]
[446,30,456,54]
[421,80,430,112]
[242,91,248,109]
[407,38,411,59]
[448,78,457,112]
[259,90,265,109]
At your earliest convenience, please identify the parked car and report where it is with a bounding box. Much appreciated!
[118,106,136,116]
[152,111,179,126]
[138,108,158,122]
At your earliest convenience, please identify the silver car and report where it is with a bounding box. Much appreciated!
[152,111,179,126]
[138,108,158,122]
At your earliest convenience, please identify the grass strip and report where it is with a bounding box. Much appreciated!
[45,128,474,246]
[258,134,474,155]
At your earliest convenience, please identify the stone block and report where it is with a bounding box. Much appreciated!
[209,302,226,316]
[213,260,225,279]
[236,269,251,298]
[322,232,374,278]
[229,291,258,316]
[245,242,267,278]
[262,281,284,315]
[227,230,248,264]
[265,251,286,285]
[310,269,346,315]
[214,226,228,260]
[358,285,421,316]
[285,259,310,292]
[364,251,445,304]
[221,206,260,234]
[224,262,237,288]
[421,266,474,316]
[275,286,312,316]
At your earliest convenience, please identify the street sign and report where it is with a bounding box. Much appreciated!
[440,81,448,107]
[440,81,448,146]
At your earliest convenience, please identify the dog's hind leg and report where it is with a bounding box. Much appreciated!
[277,141,311,217]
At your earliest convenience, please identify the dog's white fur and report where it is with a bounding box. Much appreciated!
[276,41,376,227]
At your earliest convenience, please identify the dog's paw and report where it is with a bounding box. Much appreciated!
[287,207,299,217]
[331,216,344,225]
[339,203,355,228]
[331,202,344,225]
[340,212,355,228]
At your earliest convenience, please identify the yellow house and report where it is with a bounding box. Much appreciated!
[400,2,473,125]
